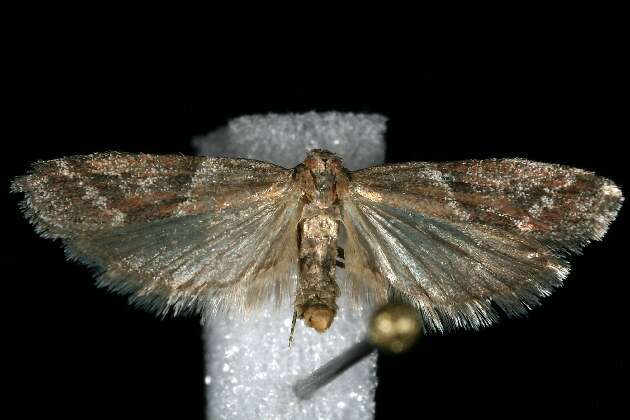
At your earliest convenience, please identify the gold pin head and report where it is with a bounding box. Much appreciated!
[368,303,423,354]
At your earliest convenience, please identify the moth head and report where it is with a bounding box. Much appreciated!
[304,149,343,173]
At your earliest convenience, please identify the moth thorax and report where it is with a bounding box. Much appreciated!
[297,149,346,208]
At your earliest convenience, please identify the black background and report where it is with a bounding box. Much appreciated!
[5,7,628,420]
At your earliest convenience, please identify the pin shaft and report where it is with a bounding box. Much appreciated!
[293,339,374,400]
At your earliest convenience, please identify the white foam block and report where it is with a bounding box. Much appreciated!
[193,112,387,420]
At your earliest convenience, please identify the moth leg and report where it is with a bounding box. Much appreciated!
[336,246,345,268]
[288,310,298,348]
[337,246,345,260]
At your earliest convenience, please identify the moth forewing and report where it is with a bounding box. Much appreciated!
[12,152,302,319]
[346,159,623,331]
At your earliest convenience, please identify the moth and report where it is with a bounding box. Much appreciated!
[12,150,623,335]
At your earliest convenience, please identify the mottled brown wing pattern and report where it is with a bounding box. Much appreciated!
[12,152,300,316]
[344,159,622,331]
[12,152,292,238]
[350,159,622,251]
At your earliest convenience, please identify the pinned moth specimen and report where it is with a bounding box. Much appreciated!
[12,149,623,334]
